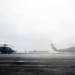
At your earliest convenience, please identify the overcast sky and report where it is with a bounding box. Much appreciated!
[0,0,75,52]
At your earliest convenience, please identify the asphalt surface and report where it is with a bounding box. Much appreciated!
[0,53,75,75]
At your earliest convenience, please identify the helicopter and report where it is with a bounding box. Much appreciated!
[0,44,17,54]
[50,43,75,53]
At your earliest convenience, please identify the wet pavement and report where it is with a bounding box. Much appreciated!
[0,53,75,75]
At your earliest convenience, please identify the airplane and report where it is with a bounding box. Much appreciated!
[0,44,17,54]
[50,43,75,53]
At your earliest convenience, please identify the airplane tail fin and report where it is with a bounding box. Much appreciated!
[50,42,58,51]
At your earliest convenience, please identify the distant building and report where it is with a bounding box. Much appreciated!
[29,50,49,54]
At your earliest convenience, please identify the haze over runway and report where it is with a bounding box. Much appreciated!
[0,0,75,52]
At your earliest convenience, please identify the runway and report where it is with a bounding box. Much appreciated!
[0,53,75,75]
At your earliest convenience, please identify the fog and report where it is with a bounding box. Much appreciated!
[0,0,75,52]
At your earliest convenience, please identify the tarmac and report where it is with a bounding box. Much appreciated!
[0,53,75,75]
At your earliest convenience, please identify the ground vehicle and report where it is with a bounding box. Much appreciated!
[0,44,17,54]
